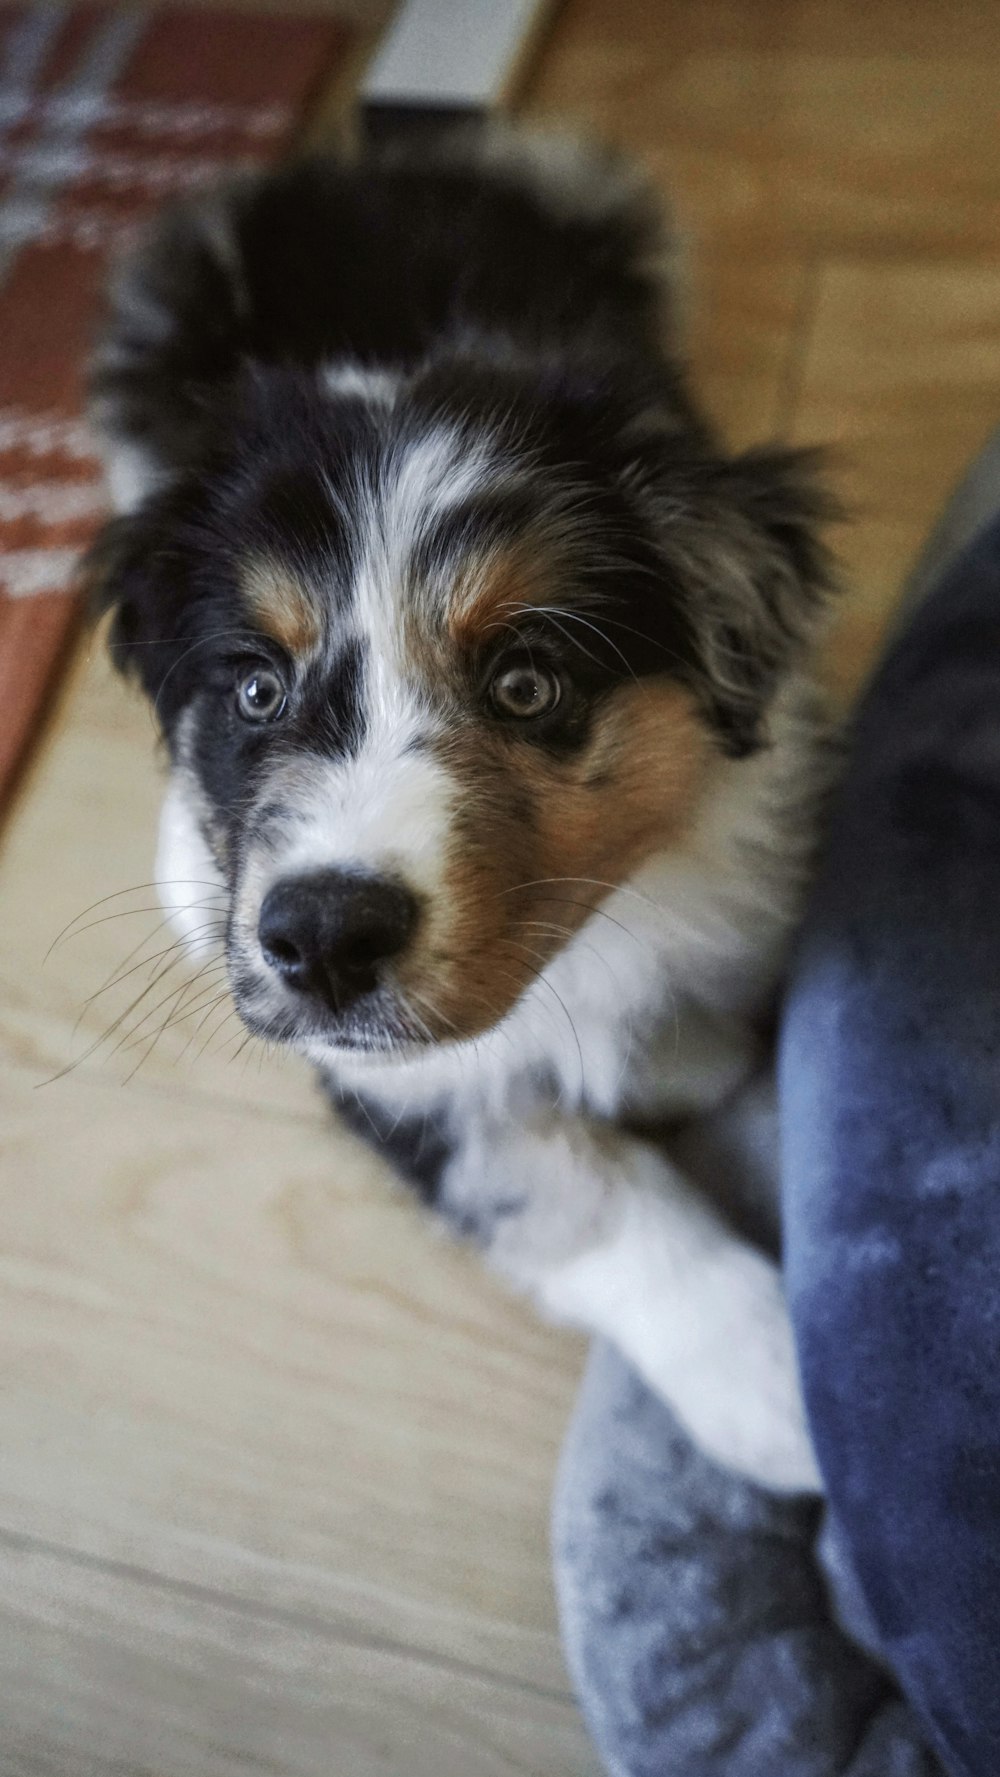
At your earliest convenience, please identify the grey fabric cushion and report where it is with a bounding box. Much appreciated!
[781,505,1000,1774]
[554,1341,939,1777]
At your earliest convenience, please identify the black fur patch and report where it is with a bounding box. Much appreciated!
[91,144,669,477]
[296,636,369,763]
[330,1082,455,1206]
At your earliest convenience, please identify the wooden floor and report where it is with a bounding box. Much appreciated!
[526,0,1000,698]
[2,3,1000,1773]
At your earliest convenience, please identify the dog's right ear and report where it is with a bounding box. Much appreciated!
[84,491,203,725]
[89,181,254,513]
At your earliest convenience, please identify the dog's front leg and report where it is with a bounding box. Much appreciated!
[441,1113,821,1495]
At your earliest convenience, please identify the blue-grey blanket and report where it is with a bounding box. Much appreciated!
[554,511,1000,1776]
[783,511,1000,1775]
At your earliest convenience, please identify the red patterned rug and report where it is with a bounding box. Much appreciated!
[0,3,353,818]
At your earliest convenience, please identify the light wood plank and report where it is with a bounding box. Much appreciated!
[794,259,1000,698]
[522,0,1000,257]
[0,1536,600,1777]
[521,0,1000,700]
[684,246,814,447]
[0,1051,585,1695]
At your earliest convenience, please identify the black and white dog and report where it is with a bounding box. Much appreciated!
[88,132,836,1492]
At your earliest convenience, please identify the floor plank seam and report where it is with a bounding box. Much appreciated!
[774,252,824,441]
[0,1523,578,1708]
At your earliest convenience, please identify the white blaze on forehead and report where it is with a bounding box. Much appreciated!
[344,425,499,716]
[280,429,499,871]
[241,427,497,913]
[359,424,499,601]
[321,360,400,408]
[387,425,495,522]
[242,423,500,923]
[302,427,497,881]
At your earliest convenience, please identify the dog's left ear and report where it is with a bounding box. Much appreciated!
[653,444,839,756]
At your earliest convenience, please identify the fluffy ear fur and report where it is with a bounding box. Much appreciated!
[84,480,226,732]
[526,369,840,755]
[89,185,251,512]
[648,444,839,754]
[470,356,839,755]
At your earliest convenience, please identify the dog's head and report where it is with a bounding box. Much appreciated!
[89,160,835,1062]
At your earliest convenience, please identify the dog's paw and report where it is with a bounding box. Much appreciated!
[537,1165,822,1493]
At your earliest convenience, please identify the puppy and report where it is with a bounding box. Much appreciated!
[88,132,835,1493]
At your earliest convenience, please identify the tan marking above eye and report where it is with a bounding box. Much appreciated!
[240,556,321,659]
[447,545,559,652]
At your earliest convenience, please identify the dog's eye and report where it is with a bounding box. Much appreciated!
[489,661,562,721]
[236,667,287,724]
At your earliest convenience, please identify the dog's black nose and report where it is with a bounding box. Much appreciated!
[258,870,417,1013]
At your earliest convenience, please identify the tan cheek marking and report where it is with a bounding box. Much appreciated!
[404,724,540,1036]
[398,682,715,1040]
[241,557,321,658]
[530,681,714,886]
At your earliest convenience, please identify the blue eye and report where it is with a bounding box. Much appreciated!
[236,667,287,723]
[489,661,561,719]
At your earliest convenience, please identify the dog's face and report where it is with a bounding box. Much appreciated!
[93,357,831,1060]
